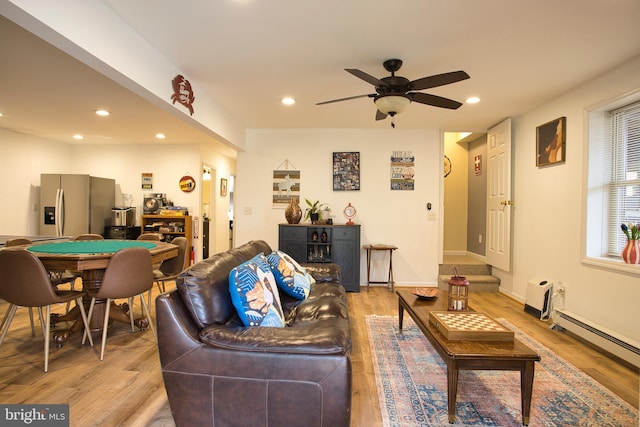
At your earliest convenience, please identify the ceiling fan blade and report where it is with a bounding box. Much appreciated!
[345,69,387,87]
[410,70,470,91]
[409,92,463,110]
[316,94,374,105]
[375,110,387,121]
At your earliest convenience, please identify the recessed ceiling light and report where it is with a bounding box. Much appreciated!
[0,112,4,117]
[73,134,84,140]
[155,133,166,139]
[281,97,295,105]
[465,97,480,104]
[95,109,110,116]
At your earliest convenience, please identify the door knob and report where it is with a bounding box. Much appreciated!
[500,200,514,206]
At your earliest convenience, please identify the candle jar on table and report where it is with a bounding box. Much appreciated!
[448,276,469,311]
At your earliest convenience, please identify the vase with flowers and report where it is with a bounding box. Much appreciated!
[620,223,640,264]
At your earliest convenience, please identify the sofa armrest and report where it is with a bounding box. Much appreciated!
[156,290,203,367]
[302,263,341,282]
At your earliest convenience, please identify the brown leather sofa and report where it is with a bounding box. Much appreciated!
[156,240,352,426]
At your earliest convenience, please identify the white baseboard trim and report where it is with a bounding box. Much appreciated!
[442,250,487,264]
[443,250,467,256]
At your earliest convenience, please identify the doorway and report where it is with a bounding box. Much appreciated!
[443,132,488,259]
[202,164,214,258]
[228,175,235,249]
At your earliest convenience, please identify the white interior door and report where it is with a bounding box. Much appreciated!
[486,118,513,271]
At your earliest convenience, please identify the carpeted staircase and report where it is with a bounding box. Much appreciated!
[438,259,500,292]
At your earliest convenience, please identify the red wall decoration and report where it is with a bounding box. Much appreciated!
[171,75,195,115]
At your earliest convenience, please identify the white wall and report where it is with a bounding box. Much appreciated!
[235,128,443,287]
[0,129,73,235]
[71,143,201,218]
[496,55,640,342]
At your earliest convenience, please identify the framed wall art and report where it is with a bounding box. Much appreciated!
[536,116,566,167]
[333,152,360,191]
[272,169,300,207]
[220,178,228,197]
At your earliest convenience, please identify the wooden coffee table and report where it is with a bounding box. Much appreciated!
[397,289,540,425]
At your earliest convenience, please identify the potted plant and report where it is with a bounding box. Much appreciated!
[304,199,326,224]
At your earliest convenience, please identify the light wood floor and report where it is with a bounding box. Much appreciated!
[0,286,637,427]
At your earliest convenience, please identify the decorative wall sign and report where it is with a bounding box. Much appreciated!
[474,154,482,175]
[536,116,566,166]
[179,174,196,192]
[391,151,415,190]
[333,152,360,191]
[141,173,153,190]
[272,170,300,207]
[171,75,195,115]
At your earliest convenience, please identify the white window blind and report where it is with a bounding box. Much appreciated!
[607,100,640,256]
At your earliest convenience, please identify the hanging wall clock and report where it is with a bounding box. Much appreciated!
[444,155,452,178]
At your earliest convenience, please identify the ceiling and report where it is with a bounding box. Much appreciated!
[1,0,640,150]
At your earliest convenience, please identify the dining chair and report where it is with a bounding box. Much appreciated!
[146,237,188,309]
[82,247,155,360]
[73,234,104,241]
[137,233,162,241]
[153,236,189,294]
[0,249,93,372]
[137,233,164,271]
[4,238,79,321]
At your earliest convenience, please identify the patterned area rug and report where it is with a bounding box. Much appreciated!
[366,315,638,427]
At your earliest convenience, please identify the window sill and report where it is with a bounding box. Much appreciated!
[583,256,640,277]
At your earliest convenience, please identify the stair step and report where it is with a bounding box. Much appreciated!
[439,263,492,276]
[438,274,500,292]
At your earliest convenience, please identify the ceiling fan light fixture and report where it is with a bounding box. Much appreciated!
[374,95,410,115]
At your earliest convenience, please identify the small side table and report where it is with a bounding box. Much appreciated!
[363,244,398,292]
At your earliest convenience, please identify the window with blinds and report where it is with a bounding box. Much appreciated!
[607,101,640,256]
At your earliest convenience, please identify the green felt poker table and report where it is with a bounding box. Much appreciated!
[26,239,177,271]
[22,239,178,346]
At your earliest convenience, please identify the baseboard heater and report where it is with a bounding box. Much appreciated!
[553,309,640,368]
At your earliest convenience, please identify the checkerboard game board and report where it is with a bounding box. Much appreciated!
[428,311,515,341]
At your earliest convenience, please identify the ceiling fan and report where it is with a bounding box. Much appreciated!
[317,59,470,125]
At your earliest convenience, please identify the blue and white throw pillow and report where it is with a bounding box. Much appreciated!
[229,254,285,327]
[266,250,315,300]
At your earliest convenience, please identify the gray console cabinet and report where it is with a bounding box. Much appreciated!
[278,224,361,292]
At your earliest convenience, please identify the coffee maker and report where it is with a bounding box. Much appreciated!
[105,195,140,239]
[112,207,135,226]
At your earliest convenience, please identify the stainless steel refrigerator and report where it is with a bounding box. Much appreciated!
[39,174,115,237]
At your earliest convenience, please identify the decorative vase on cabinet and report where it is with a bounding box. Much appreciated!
[285,197,302,224]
